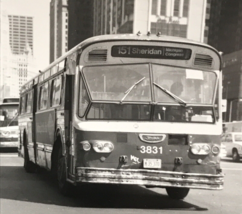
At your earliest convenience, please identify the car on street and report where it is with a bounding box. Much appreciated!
[221,132,242,162]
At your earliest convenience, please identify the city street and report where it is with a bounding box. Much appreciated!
[0,151,241,214]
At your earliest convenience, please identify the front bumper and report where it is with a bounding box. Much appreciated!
[0,141,18,148]
[76,167,224,190]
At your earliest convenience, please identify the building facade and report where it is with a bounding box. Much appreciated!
[8,15,33,55]
[68,0,93,50]
[206,0,242,122]
[222,51,242,122]
[0,0,36,101]
[93,0,207,42]
[207,0,242,55]
[0,3,18,101]
[50,0,68,63]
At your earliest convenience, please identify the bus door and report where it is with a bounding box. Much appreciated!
[35,81,55,169]
[64,54,76,174]
[32,84,38,163]
[25,90,35,163]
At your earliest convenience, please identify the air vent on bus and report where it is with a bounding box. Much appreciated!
[194,54,213,67]
[88,49,107,61]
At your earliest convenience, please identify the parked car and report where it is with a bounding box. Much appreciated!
[219,143,227,158]
[221,132,242,162]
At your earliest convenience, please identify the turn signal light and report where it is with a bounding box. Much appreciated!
[80,141,91,151]
[211,145,220,155]
[190,143,211,155]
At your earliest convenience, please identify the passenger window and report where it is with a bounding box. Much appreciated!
[60,75,64,105]
[39,82,49,110]
[26,91,33,113]
[21,95,26,113]
[51,76,61,107]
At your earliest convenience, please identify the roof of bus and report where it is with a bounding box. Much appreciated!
[22,33,221,91]
[43,33,220,72]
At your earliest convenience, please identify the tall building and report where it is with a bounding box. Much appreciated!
[207,0,242,55]
[206,0,242,122]
[68,0,93,50]
[0,2,18,101]
[222,51,242,122]
[0,0,36,101]
[50,0,68,63]
[93,0,207,42]
[8,15,33,55]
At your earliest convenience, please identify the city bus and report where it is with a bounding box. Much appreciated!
[18,33,224,200]
[0,97,19,150]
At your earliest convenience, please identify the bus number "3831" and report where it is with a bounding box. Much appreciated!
[140,146,163,154]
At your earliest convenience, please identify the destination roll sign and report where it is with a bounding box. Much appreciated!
[111,45,192,60]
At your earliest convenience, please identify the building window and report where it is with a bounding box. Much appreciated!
[152,0,158,15]
[160,0,167,16]
[173,0,180,16]
[183,0,189,17]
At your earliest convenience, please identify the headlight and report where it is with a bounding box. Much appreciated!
[190,143,211,155]
[91,140,114,153]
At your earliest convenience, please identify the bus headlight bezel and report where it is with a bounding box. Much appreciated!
[190,143,211,155]
[91,140,114,153]
[80,140,114,153]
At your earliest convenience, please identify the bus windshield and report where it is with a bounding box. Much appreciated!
[0,104,18,127]
[81,64,217,122]
[83,64,151,102]
[83,64,217,105]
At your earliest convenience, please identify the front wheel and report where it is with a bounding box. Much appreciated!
[23,145,36,173]
[166,187,190,200]
[57,147,75,196]
[232,150,240,162]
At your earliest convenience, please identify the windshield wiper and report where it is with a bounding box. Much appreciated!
[120,77,146,103]
[153,82,187,107]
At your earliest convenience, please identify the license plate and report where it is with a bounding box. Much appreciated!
[143,159,161,169]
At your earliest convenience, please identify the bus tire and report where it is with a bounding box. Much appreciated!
[23,144,36,173]
[57,147,74,196]
[232,149,240,162]
[166,187,190,200]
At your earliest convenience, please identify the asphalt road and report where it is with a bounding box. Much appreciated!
[0,152,241,214]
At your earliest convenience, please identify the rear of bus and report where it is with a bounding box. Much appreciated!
[0,101,19,150]
[71,35,223,199]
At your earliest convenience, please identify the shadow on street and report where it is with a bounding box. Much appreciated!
[0,165,208,211]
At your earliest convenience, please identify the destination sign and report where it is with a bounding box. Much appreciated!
[111,45,191,60]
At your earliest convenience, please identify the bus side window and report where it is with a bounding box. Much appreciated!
[39,82,49,110]
[60,75,64,105]
[19,97,22,114]
[53,76,61,106]
[26,91,33,113]
[50,76,62,107]
[21,95,26,114]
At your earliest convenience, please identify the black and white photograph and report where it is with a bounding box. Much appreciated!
[0,0,242,214]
